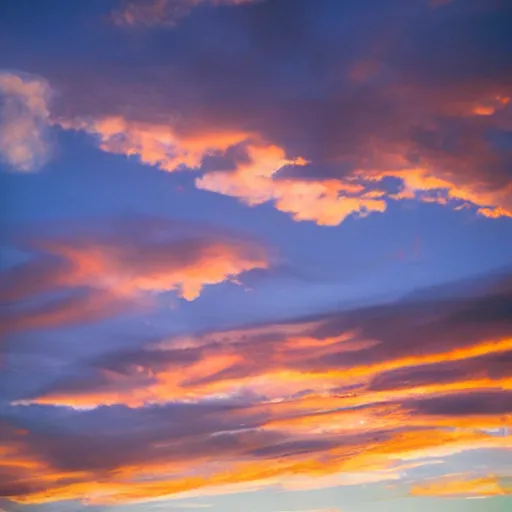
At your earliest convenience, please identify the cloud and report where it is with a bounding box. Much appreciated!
[354,166,512,219]
[1,0,512,507]
[1,272,510,505]
[60,106,512,224]
[0,289,133,340]
[0,71,53,172]
[57,115,250,172]
[42,0,512,224]
[1,410,510,505]
[0,217,269,337]
[111,0,261,28]
[410,474,512,498]
[58,114,388,225]
[18,271,512,411]
[196,145,387,226]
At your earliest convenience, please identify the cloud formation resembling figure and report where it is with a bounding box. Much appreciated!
[0,71,53,172]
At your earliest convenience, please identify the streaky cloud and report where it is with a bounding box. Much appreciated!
[1,271,510,505]
[0,216,269,338]
[111,0,262,28]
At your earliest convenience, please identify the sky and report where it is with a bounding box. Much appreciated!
[0,0,512,511]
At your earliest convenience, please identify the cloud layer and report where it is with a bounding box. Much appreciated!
[2,271,511,505]
[43,0,511,224]
[1,0,512,510]
[2,1,509,225]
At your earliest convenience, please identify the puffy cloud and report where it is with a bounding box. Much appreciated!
[354,166,512,219]
[59,114,389,225]
[196,145,387,226]
[111,0,261,27]
[60,107,512,224]
[0,71,53,172]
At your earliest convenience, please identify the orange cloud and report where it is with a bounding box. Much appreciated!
[4,422,510,505]
[3,226,268,303]
[0,71,53,172]
[5,275,511,506]
[21,293,512,405]
[59,114,512,224]
[59,116,386,226]
[472,95,510,116]
[266,402,512,437]
[57,115,250,172]
[410,474,512,498]
[41,236,268,301]
[55,89,512,225]
[356,167,512,219]
[0,220,270,339]
[196,144,387,225]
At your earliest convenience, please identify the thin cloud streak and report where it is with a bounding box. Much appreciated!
[410,474,512,498]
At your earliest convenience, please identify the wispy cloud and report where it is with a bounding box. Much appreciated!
[111,0,261,28]
[0,217,269,337]
[410,474,512,498]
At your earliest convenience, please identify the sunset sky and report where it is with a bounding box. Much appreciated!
[1,0,512,511]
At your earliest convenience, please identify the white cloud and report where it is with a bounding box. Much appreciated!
[0,71,54,172]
